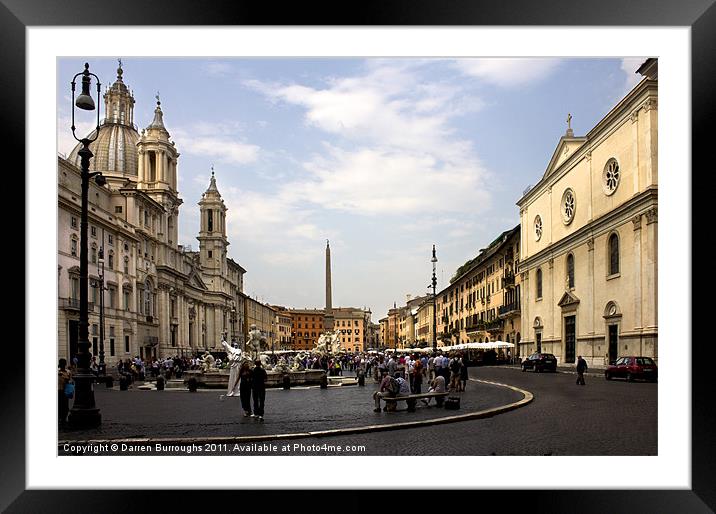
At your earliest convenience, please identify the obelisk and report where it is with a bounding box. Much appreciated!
[324,240,334,331]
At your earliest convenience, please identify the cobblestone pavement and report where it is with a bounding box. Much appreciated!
[58,372,524,450]
[59,366,656,456]
[264,366,658,456]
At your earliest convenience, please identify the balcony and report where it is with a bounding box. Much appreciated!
[499,303,520,318]
[465,320,486,333]
[503,273,515,287]
[485,318,504,332]
[59,298,95,312]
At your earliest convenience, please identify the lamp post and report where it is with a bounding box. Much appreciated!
[97,238,106,374]
[68,63,104,428]
[431,244,438,352]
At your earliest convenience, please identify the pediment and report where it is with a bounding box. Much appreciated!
[543,137,588,179]
[186,268,207,290]
[558,290,580,308]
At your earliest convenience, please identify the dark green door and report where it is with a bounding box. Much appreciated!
[608,325,618,365]
[564,316,576,363]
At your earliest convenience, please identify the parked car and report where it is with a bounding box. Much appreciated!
[605,356,657,382]
[521,353,557,373]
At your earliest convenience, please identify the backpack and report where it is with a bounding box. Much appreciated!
[388,376,401,395]
[450,359,461,373]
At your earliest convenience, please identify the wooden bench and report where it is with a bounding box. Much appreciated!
[379,392,449,412]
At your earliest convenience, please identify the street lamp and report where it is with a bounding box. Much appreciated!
[431,244,438,352]
[97,237,106,374]
[68,63,104,428]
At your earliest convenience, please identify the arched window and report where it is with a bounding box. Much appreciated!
[144,279,153,316]
[567,253,575,289]
[536,269,543,299]
[609,233,620,275]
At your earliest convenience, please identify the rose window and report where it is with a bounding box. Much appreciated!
[603,158,620,195]
[562,189,576,224]
[534,215,542,241]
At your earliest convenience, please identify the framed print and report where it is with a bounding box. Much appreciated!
[4,0,713,511]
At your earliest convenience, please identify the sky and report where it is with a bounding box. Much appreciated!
[57,57,645,322]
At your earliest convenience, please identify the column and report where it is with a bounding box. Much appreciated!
[643,101,657,186]
[632,215,643,330]
[586,238,595,336]
[548,258,555,342]
[145,152,151,183]
[157,151,164,184]
[631,110,640,193]
[137,150,144,183]
[644,208,657,329]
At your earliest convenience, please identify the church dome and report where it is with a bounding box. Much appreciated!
[67,60,140,176]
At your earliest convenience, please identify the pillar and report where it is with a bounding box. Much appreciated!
[632,215,643,330]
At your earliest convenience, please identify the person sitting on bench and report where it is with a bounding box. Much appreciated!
[373,369,397,412]
[422,374,446,406]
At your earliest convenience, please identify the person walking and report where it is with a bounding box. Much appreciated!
[238,360,253,417]
[58,358,72,427]
[459,354,468,392]
[251,360,268,420]
[576,355,588,385]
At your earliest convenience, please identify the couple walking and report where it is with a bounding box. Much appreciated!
[222,339,268,421]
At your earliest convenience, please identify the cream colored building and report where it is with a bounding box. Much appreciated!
[516,58,658,368]
[334,307,371,353]
[241,295,277,350]
[435,226,522,350]
[58,63,246,365]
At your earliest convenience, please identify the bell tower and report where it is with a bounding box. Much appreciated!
[137,93,180,195]
[197,168,229,288]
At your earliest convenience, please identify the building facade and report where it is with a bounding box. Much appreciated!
[58,63,247,365]
[435,226,522,350]
[516,59,658,368]
[289,309,325,351]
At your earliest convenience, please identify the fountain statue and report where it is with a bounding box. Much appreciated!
[315,329,342,355]
[201,350,216,372]
[246,324,264,362]
[291,352,306,371]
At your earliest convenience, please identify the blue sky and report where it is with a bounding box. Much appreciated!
[57,57,645,320]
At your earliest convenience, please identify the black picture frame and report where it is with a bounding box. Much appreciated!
[4,1,712,511]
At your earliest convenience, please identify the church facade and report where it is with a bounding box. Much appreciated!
[516,58,658,368]
[57,63,248,366]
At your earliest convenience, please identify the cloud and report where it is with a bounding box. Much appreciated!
[203,62,233,77]
[57,114,97,157]
[621,57,647,92]
[172,126,260,165]
[243,63,481,163]
[454,58,562,87]
[295,144,490,216]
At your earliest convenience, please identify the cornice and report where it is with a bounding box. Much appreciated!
[520,187,657,270]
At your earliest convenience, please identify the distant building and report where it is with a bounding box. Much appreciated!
[435,226,521,350]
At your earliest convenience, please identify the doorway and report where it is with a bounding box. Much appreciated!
[564,315,576,363]
[608,324,618,365]
[536,332,542,353]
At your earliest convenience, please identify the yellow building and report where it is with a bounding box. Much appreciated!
[516,58,658,368]
[333,307,370,353]
[436,225,521,350]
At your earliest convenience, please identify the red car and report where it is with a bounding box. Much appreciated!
[605,356,657,382]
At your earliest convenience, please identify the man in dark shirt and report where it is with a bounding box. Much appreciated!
[576,355,588,385]
[251,360,268,420]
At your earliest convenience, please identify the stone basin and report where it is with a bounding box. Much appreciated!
[183,369,327,389]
